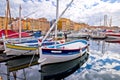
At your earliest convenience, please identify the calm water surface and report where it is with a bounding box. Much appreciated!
[0,39,120,80]
[66,39,120,80]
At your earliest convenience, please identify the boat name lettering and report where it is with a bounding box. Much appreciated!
[51,50,62,53]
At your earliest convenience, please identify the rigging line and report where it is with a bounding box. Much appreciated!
[41,0,74,44]
[23,9,39,18]
[28,0,74,68]
[28,51,36,67]
[7,8,40,31]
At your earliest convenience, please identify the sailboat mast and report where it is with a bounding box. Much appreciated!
[40,0,73,44]
[19,5,22,42]
[5,0,9,38]
[38,0,74,71]
[55,0,59,48]
[5,0,12,38]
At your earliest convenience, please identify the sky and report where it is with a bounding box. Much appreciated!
[0,0,120,27]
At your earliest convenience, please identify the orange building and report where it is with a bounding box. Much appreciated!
[29,17,50,34]
[0,16,14,30]
[11,17,50,33]
[58,18,88,31]
[0,16,5,29]
[22,18,31,31]
[58,18,73,31]
[11,18,19,31]
[0,16,89,32]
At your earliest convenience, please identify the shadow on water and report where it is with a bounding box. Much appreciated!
[3,52,89,80]
[41,52,89,80]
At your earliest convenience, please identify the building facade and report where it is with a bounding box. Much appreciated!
[0,16,89,33]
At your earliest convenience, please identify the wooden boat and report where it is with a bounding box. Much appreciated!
[37,0,89,72]
[4,0,90,80]
[4,42,38,55]
[2,2,65,55]
[3,37,64,55]
[38,39,89,67]
[0,0,33,52]
[41,52,89,80]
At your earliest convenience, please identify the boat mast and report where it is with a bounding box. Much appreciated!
[40,0,74,44]
[55,0,59,48]
[19,5,22,42]
[38,0,74,71]
[5,0,11,38]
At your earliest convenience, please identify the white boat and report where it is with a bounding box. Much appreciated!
[0,1,35,52]
[38,39,89,66]
[37,0,89,71]
[0,34,42,52]
[90,31,107,39]
[3,37,65,55]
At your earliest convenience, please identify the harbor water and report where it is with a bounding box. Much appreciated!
[66,39,120,80]
[0,39,120,80]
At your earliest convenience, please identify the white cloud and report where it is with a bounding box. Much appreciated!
[0,0,120,26]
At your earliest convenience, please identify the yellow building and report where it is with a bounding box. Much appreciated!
[74,23,80,31]
[73,23,87,31]
[0,16,14,30]
[11,17,50,33]
[0,16,5,29]
[0,16,89,32]
[23,18,31,30]
[29,18,50,34]
[58,18,73,31]
[58,18,89,31]
[38,18,50,34]
[11,18,19,31]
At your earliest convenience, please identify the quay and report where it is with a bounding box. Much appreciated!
[0,53,23,63]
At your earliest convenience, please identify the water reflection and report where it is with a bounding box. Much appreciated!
[2,56,40,80]
[65,39,120,80]
[0,53,89,80]
[0,39,120,80]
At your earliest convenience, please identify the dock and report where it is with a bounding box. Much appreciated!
[0,53,23,63]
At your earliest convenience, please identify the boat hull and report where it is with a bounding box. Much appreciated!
[41,52,89,80]
[38,40,89,65]
[4,39,60,55]
[106,33,120,39]
[40,47,87,65]
[4,43,38,55]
